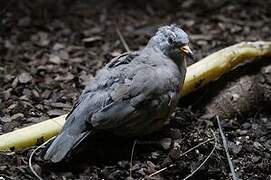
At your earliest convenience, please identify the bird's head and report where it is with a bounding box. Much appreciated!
[149,24,194,63]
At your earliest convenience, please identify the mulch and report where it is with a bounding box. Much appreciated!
[0,0,270,179]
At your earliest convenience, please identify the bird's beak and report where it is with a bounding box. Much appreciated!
[180,45,194,60]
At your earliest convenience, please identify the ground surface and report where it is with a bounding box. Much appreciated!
[0,0,271,179]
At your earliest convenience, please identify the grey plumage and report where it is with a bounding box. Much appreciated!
[44,24,193,163]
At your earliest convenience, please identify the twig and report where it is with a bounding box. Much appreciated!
[28,136,56,180]
[180,137,215,157]
[182,129,217,180]
[147,130,216,179]
[0,150,13,155]
[130,140,137,178]
[216,116,239,180]
[148,164,175,178]
[116,28,131,52]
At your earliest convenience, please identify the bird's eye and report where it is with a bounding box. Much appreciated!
[168,37,174,44]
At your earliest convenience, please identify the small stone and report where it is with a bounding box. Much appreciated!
[10,113,24,121]
[27,117,48,123]
[79,175,91,180]
[82,36,102,43]
[18,72,32,84]
[169,142,181,160]
[47,109,66,117]
[32,32,50,47]
[253,142,262,150]
[7,104,17,111]
[12,77,18,88]
[252,156,261,163]
[235,141,241,145]
[126,177,134,180]
[83,36,102,47]
[32,164,42,177]
[18,16,31,27]
[4,74,14,82]
[151,151,159,159]
[110,50,122,57]
[146,161,156,172]
[0,165,7,171]
[49,55,62,64]
[264,140,271,150]
[79,71,94,86]
[228,141,242,154]
[252,124,259,130]
[55,72,74,81]
[52,43,65,51]
[70,57,83,63]
[117,161,129,168]
[159,138,172,150]
[239,130,248,135]
[266,122,271,129]
[2,121,20,133]
[4,40,15,49]
[50,102,71,108]
[169,129,182,139]
[241,122,251,129]
[32,89,40,98]
[130,164,140,171]
[261,117,268,123]
[41,90,51,99]
[231,93,240,101]
[23,88,32,97]
[0,116,11,123]
[58,50,69,60]
[2,88,12,100]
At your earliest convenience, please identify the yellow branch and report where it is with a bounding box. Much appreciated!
[181,41,271,96]
[0,41,271,151]
[0,115,66,151]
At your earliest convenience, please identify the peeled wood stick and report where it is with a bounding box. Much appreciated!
[181,41,271,96]
[0,115,66,151]
[0,41,270,151]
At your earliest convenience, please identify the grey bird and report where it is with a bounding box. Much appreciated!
[44,24,194,163]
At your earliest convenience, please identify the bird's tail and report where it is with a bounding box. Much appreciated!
[43,131,91,163]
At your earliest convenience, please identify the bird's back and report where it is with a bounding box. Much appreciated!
[44,48,185,162]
